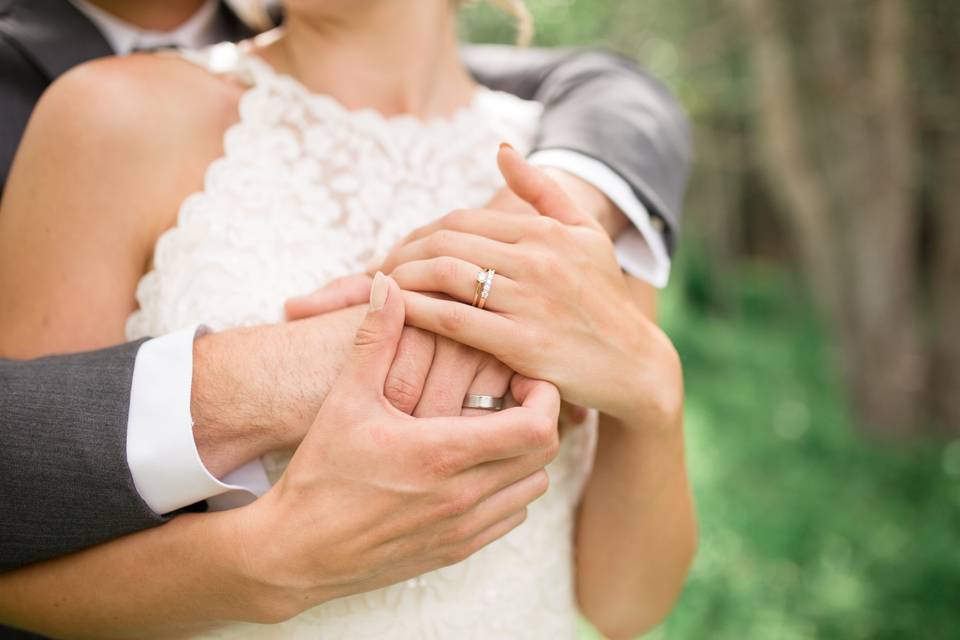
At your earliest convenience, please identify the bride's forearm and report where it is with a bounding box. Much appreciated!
[0,510,270,639]
[575,412,696,639]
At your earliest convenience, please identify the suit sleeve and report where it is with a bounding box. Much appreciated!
[0,33,46,197]
[462,45,691,255]
[0,341,169,572]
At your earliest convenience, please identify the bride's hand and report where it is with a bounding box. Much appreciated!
[378,145,682,428]
[286,276,513,419]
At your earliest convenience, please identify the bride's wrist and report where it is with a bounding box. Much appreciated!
[604,323,684,432]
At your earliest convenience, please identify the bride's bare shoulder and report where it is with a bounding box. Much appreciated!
[3,53,246,254]
[33,53,243,150]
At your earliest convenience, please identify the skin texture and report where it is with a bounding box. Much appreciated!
[0,279,562,638]
[390,150,696,638]
[295,149,697,637]
[0,1,693,637]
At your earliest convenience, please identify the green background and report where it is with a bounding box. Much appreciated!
[461,2,960,637]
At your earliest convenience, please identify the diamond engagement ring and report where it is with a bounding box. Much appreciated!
[462,394,505,411]
[471,269,486,307]
[477,268,495,310]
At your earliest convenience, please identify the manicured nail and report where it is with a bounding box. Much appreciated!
[369,271,388,310]
[499,141,514,151]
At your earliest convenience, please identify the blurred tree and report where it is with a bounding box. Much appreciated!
[919,0,960,432]
[463,0,958,435]
[734,0,944,435]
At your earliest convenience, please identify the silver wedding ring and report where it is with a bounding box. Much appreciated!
[462,394,505,411]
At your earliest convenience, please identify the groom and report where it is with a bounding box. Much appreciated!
[0,0,688,614]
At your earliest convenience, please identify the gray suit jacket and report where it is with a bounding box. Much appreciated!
[0,0,690,577]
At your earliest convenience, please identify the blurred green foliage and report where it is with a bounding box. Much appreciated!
[634,250,960,639]
[463,1,960,637]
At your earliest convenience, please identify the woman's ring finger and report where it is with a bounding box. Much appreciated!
[390,257,516,311]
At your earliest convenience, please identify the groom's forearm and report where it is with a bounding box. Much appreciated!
[191,306,367,477]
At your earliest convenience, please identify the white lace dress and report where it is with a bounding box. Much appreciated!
[126,43,598,640]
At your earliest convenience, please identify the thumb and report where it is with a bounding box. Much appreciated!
[340,272,405,395]
[496,143,591,226]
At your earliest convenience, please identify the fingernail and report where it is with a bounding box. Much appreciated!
[499,141,514,151]
[369,271,388,310]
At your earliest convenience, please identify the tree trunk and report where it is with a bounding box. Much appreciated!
[736,0,925,434]
[844,0,924,433]
[930,120,960,433]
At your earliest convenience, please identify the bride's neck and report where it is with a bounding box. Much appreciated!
[263,3,475,119]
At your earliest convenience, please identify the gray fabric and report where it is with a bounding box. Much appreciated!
[0,0,254,576]
[0,0,254,194]
[464,45,691,255]
[0,340,165,573]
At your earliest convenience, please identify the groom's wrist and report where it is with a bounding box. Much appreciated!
[191,327,291,477]
[190,306,367,477]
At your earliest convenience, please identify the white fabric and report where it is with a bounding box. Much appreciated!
[125,43,599,639]
[67,0,221,55]
[127,325,271,515]
[529,149,671,288]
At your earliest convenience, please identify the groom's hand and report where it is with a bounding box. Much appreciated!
[286,275,513,418]
[235,273,560,622]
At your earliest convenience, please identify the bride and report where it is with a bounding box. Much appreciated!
[0,0,695,638]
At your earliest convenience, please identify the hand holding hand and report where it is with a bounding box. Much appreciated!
[286,276,513,419]
[378,145,682,427]
[238,273,560,622]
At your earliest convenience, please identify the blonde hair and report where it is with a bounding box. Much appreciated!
[471,0,534,46]
[228,1,534,47]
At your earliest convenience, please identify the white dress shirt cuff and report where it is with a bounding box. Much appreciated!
[528,149,672,288]
[126,325,271,515]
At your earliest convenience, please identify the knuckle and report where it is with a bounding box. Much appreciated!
[516,252,539,274]
[443,488,477,518]
[439,304,469,333]
[383,375,422,414]
[432,256,460,286]
[533,414,559,450]
[518,326,551,363]
[422,446,460,480]
[445,519,475,545]
[443,544,472,566]
[544,434,561,462]
[352,323,382,351]
[531,469,551,498]
[446,209,470,228]
[427,230,453,254]
[516,506,530,526]
[531,216,560,240]
[533,251,562,277]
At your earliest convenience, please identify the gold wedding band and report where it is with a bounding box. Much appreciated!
[474,268,495,310]
[471,269,486,307]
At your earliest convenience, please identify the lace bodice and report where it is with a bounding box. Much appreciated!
[125,43,598,639]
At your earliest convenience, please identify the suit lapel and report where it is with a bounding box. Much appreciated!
[0,0,113,82]
[0,0,259,86]
[213,1,259,43]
